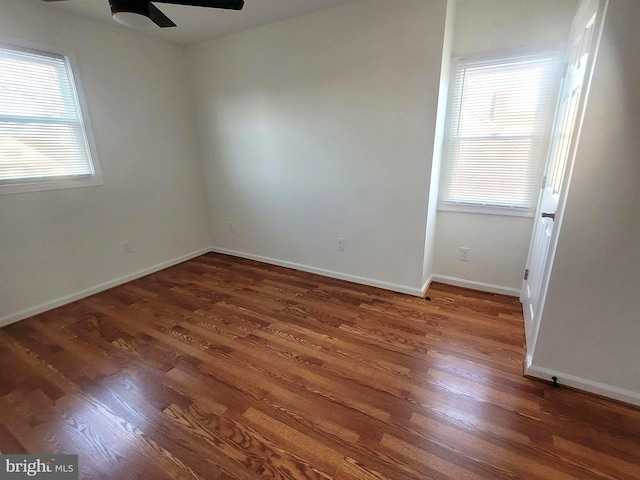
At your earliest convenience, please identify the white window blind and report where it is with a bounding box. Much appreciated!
[441,52,559,212]
[0,44,96,188]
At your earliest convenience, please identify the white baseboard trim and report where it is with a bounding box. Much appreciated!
[210,247,425,297]
[0,247,211,329]
[421,275,433,297]
[431,274,521,297]
[525,362,640,408]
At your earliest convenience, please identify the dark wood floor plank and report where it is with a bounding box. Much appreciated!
[1,252,639,479]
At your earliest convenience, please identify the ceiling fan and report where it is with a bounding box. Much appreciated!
[40,0,245,29]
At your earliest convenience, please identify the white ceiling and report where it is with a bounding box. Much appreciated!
[34,0,355,46]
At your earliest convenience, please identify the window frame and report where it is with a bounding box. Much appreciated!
[438,47,563,217]
[0,38,103,195]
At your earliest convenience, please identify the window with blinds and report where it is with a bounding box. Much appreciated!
[0,43,101,194]
[440,52,560,213]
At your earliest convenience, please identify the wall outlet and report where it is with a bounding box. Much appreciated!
[123,240,133,255]
[337,238,345,251]
[229,222,235,233]
[459,247,470,262]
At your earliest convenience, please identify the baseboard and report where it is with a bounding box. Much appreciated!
[431,274,521,297]
[210,247,425,297]
[525,362,640,408]
[0,247,211,329]
[421,275,433,297]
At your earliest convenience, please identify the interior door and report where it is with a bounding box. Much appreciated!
[521,0,608,358]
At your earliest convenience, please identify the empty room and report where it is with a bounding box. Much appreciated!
[1,0,639,478]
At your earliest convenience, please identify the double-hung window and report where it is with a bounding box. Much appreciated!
[0,43,101,194]
[440,51,560,215]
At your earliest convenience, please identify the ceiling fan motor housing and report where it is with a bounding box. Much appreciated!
[42,0,245,29]
[109,0,150,16]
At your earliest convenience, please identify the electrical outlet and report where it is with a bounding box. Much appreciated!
[123,240,133,255]
[459,247,470,262]
[337,238,345,251]
[229,222,235,233]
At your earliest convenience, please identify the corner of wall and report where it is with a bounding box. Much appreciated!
[422,0,457,286]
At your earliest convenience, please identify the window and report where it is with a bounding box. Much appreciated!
[440,51,560,214]
[0,43,101,194]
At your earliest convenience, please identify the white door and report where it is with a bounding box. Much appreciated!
[521,0,608,358]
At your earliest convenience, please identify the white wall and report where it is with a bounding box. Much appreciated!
[434,213,534,293]
[189,0,449,294]
[529,0,640,404]
[433,0,578,293]
[0,0,210,324]
[452,0,580,57]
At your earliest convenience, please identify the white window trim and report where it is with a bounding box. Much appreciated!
[0,37,103,195]
[438,46,563,217]
[438,202,536,217]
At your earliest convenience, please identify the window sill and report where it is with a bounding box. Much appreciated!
[438,202,535,218]
[0,175,104,195]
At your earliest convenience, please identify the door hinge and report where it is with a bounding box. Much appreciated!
[524,269,529,281]
[541,175,547,189]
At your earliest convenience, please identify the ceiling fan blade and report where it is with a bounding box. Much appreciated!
[149,3,177,28]
[153,0,244,10]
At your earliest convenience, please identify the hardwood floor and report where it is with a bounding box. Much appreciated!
[1,253,639,479]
